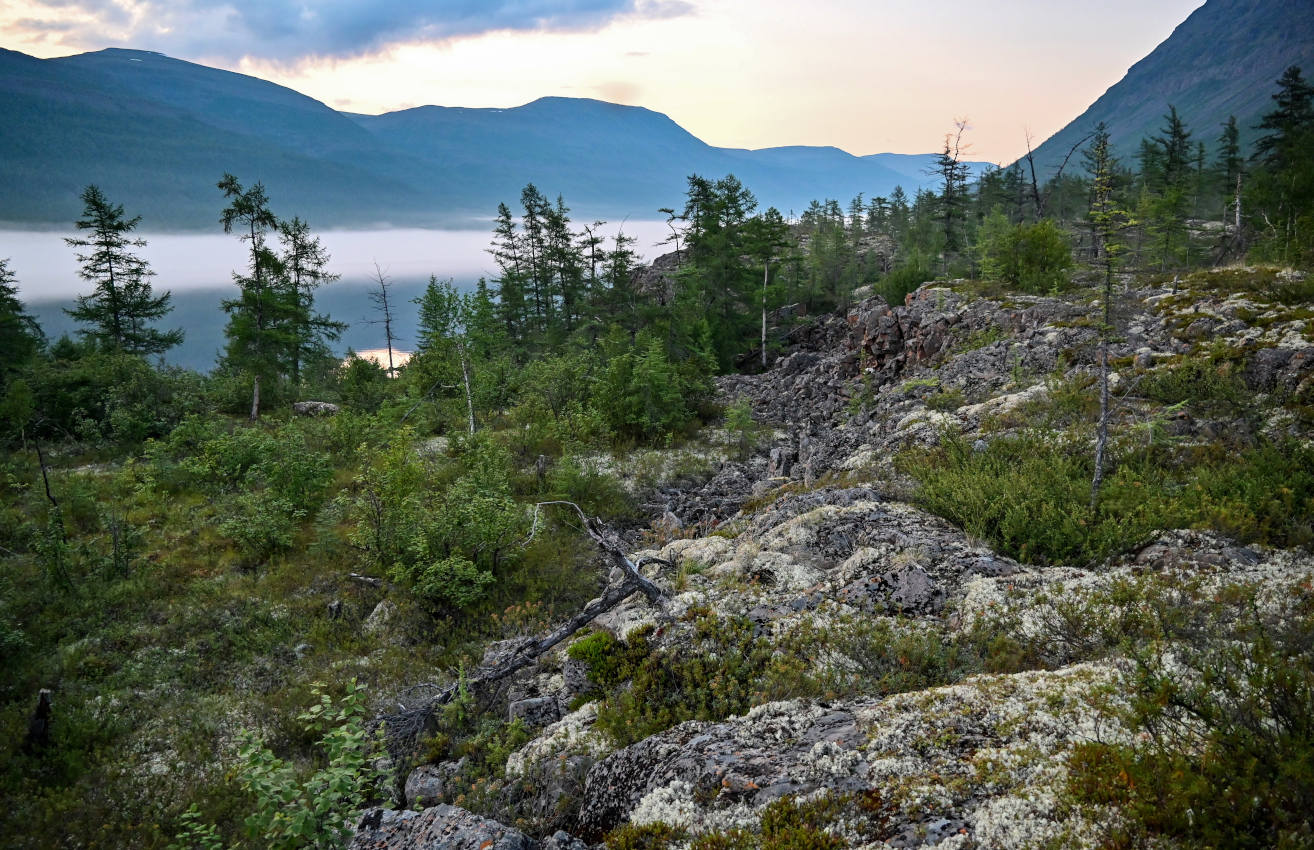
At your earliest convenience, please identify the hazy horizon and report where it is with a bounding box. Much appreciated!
[2,221,675,302]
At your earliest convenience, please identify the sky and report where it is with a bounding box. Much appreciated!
[1,0,1205,164]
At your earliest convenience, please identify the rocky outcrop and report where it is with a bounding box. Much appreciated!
[360,275,1314,850]
[351,806,586,850]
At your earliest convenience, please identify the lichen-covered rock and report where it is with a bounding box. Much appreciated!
[574,700,870,840]
[351,805,539,850]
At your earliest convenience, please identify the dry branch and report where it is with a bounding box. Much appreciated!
[377,501,671,756]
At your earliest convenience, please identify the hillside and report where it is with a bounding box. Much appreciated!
[0,49,986,230]
[1024,0,1314,177]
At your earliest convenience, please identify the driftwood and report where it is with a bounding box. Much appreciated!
[378,502,671,755]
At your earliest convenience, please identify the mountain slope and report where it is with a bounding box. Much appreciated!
[0,48,438,229]
[0,49,984,230]
[1025,0,1314,178]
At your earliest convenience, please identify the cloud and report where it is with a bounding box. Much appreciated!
[9,0,696,62]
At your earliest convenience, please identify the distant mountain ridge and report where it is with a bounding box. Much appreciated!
[1024,0,1314,178]
[0,48,987,230]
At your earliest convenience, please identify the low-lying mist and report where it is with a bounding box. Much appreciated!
[3,221,673,372]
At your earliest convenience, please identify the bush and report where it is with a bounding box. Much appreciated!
[978,209,1073,293]
[899,431,1314,566]
[236,680,383,850]
[585,613,775,747]
[1065,585,1314,849]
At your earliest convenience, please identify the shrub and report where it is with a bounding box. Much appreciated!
[1065,585,1314,849]
[579,613,774,747]
[898,431,1314,565]
[236,680,383,850]
[978,208,1073,293]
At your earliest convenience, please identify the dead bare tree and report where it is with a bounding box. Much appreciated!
[367,263,400,376]
[377,501,671,757]
[1024,129,1093,219]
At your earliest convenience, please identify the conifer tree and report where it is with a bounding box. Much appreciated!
[1216,116,1243,235]
[218,173,292,420]
[1086,123,1133,512]
[64,185,182,356]
[0,259,43,378]
[278,217,346,387]
[1248,66,1314,262]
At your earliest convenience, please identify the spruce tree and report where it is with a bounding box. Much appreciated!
[1248,66,1314,262]
[64,185,182,356]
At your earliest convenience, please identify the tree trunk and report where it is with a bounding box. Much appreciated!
[1090,263,1112,512]
[250,373,261,421]
[761,261,769,369]
[460,344,476,436]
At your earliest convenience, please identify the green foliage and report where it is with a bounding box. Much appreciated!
[899,431,1314,566]
[237,680,382,850]
[0,259,44,383]
[761,617,986,703]
[604,822,688,850]
[64,184,182,356]
[28,345,208,447]
[1247,66,1314,266]
[579,612,775,747]
[168,804,224,850]
[977,208,1073,292]
[1065,586,1314,849]
[345,432,522,612]
[723,397,761,462]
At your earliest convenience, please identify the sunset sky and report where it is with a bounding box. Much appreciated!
[2,0,1205,164]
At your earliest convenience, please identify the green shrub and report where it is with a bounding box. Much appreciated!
[1065,586,1314,849]
[582,613,774,747]
[236,680,383,850]
[605,822,687,850]
[898,431,1314,565]
[978,209,1073,293]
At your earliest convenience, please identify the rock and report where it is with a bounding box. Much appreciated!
[574,700,870,840]
[404,763,453,809]
[362,601,398,638]
[509,697,561,728]
[838,566,946,614]
[561,655,592,697]
[292,400,340,416]
[350,804,546,850]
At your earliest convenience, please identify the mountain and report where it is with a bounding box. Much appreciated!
[1025,0,1314,179]
[0,48,987,230]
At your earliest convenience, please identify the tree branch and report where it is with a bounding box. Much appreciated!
[378,502,670,755]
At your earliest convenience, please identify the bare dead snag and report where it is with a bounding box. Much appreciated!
[378,501,671,757]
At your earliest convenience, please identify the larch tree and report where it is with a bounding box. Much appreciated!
[0,259,43,377]
[218,173,291,420]
[1216,116,1243,237]
[1086,123,1133,512]
[1248,66,1314,263]
[278,217,346,387]
[64,185,182,356]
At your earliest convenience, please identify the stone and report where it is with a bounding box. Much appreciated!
[350,804,542,850]
[404,763,451,809]
[509,697,561,728]
[362,600,398,637]
[292,400,340,416]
